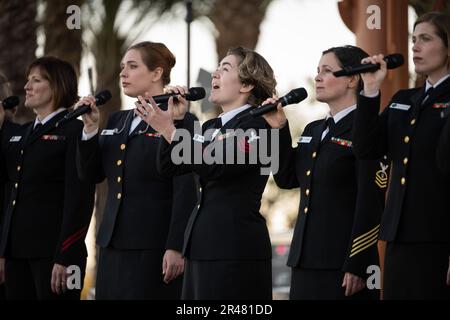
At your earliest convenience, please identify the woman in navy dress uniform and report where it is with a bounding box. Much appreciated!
[263,46,387,299]
[76,41,197,300]
[0,57,95,300]
[0,71,19,300]
[353,11,450,299]
[137,47,277,300]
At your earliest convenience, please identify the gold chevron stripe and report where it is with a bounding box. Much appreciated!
[351,233,379,253]
[375,175,387,183]
[375,176,387,183]
[375,181,387,188]
[349,238,378,258]
[352,224,380,243]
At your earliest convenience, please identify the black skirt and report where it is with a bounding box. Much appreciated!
[384,242,450,299]
[95,247,182,300]
[290,267,379,300]
[182,259,272,300]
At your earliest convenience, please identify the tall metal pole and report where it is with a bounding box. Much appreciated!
[185,0,193,88]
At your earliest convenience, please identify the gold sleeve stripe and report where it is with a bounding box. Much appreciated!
[352,227,379,248]
[349,238,378,258]
[352,224,380,244]
[351,232,379,254]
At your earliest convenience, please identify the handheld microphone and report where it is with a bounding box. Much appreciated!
[56,90,112,126]
[2,96,19,110]
[141,87,206,105]
[333,53,404,77]
[248,88,308,118]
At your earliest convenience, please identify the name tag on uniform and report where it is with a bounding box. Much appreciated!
[389,103,411,111]
[9,136,22,142]
[193,134,205,143]
[298,136,312,144]
[101,129,116,136]
[41,135,65,141]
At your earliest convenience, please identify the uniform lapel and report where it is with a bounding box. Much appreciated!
[313,119,327,149]
[24,110,68,147]
[208,107,255,144]
[129,117,150,138]
[220,106,254,132]
[422,76,450,108]
[331,110,354,138]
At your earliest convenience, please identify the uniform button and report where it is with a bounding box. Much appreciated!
[403,157,408,165]
[199,187,202,193]
[116,160,122,166]
[312,152,317,159]
[14,183,18,189]
[12,200,16,206]
[17,166,21,172]
[120,144,126,151]
[197,204,200,209]
[410,118,416,125]
[117,193,122,200]
[306,170,311,176]
[304,207,308,214]
[404,136,410,143]
[305,189,310,196]
[117,176,122,183]
[401,177,406,185]
[20,149,24,155]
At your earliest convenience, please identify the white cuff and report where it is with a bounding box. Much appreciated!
[82,127,98,141]
[360,90,380,98]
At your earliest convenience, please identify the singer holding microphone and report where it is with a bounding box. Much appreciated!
[353,12,450,299]
[0,57,95,300]
[75,41,197,299]
[263,45,387,299]
[138,47,277,299]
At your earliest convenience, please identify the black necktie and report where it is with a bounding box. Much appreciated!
[33,123,43,132]
[322,117,335,142]
[421,87,434,105]
[212,117,222,129]
[208,117,222,141]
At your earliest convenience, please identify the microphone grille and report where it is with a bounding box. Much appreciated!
[95,90,112,106]
[385,54,404,69]
[2,95,20,110]
[185,87,206,101]
[286,88,308,104]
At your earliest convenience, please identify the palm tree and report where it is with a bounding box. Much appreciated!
[208,0,272,60]
[84,0,179,128]
[0,0,38,124]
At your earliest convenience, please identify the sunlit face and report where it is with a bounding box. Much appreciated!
[412,22,448,79]
[24,67,53,111]
[315,52,352,104]
[120,49,161,97]
[209,54,248,109]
